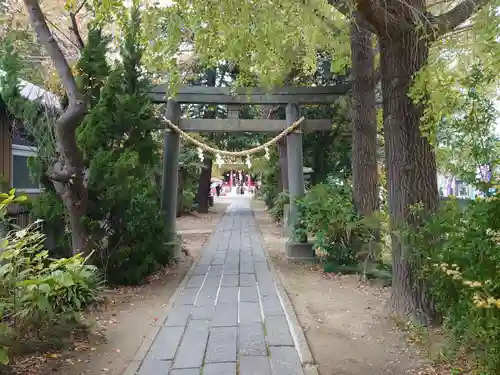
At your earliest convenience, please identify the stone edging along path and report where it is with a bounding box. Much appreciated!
[123,197,317,375]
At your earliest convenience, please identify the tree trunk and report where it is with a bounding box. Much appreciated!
[195,68,216,213]
[380,32,439,325]
[350,24,379,217]
[23,0,90,256]
[176,169,184,217]
[196,156,212,213]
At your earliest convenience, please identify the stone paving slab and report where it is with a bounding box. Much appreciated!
[205,326,238,363]
[131,198,307,375]
[269,346,304,375]
[146,326,184,360]
[239,323,267,356]
[137,359,171,375]
[239,356,272,375]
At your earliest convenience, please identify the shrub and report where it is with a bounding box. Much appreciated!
[297,183,361,265]
[409,196,500,373]
[296,180,383,277]
[269,192,289,222]
[99,178,172,285]
[0,190,103,365]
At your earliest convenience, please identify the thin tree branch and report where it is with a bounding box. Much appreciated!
[24,0,81,103]
[69,12,85,50]
[74,0,87,15]
[23,0,87,172]
[44,16,81,51]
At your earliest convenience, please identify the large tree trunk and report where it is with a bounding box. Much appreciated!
[350,24,379,217]
[196,68,216,213]
[380,32,439,325]
[24,0,90,255]
[196,156,212,213]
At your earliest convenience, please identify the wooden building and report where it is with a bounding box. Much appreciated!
[0,71,60,224]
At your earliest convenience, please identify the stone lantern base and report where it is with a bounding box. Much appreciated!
[285,241,316,264]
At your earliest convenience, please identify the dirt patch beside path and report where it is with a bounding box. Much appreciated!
[252,201,430,375]
[11,201,228,375]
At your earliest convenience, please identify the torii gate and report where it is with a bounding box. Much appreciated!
[150,84,349,261]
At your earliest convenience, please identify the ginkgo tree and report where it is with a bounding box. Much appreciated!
[138,0,499,323]
[15,0,500,322]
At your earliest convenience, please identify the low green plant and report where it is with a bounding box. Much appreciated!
[269,191,289,222]
[408,195,500,373]
[297,181,384,279]
[0,190,103,365]
[297,183,360,265]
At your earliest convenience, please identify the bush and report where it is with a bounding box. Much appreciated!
[297,183,361,265]
[0,190,103,365]
[99,178,172,285]
[296,180,383,277]
[409,196,500,373]
[269,192,289,222]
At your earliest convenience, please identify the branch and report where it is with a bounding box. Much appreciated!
[69,12,85,50]
[44,16,82,51]
[48,162,71,181]
[430,0,490,39]
[326,0,377,33]
[354,0,408,35]
[74,0,87,15]
[23,0,82,105]
[49,171,71,182]
[69,0,88,52]
[24,0,87,170]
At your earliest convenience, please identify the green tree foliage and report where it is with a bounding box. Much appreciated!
[302,100,352,184]
[412,62,499,192]
[75,6,169,284]
[141,0,349,87]
[177,144,204,214]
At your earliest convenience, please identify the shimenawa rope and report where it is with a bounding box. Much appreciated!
[162,116,305,157]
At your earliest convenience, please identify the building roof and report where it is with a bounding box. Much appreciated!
[0,69,61,112]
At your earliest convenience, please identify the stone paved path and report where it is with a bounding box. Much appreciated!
[134,198,305,375]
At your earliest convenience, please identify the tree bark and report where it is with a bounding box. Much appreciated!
[350,23,379,217]
[380,32,439,325]
[348,0,489,326]
[196,68,216,213]
[176,169,184,217]
[196,156,212,213]
[23,0,90,255]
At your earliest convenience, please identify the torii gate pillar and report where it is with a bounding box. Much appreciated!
[161,100,182,258]
[285,103,315,261]
[285,103,305,232]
